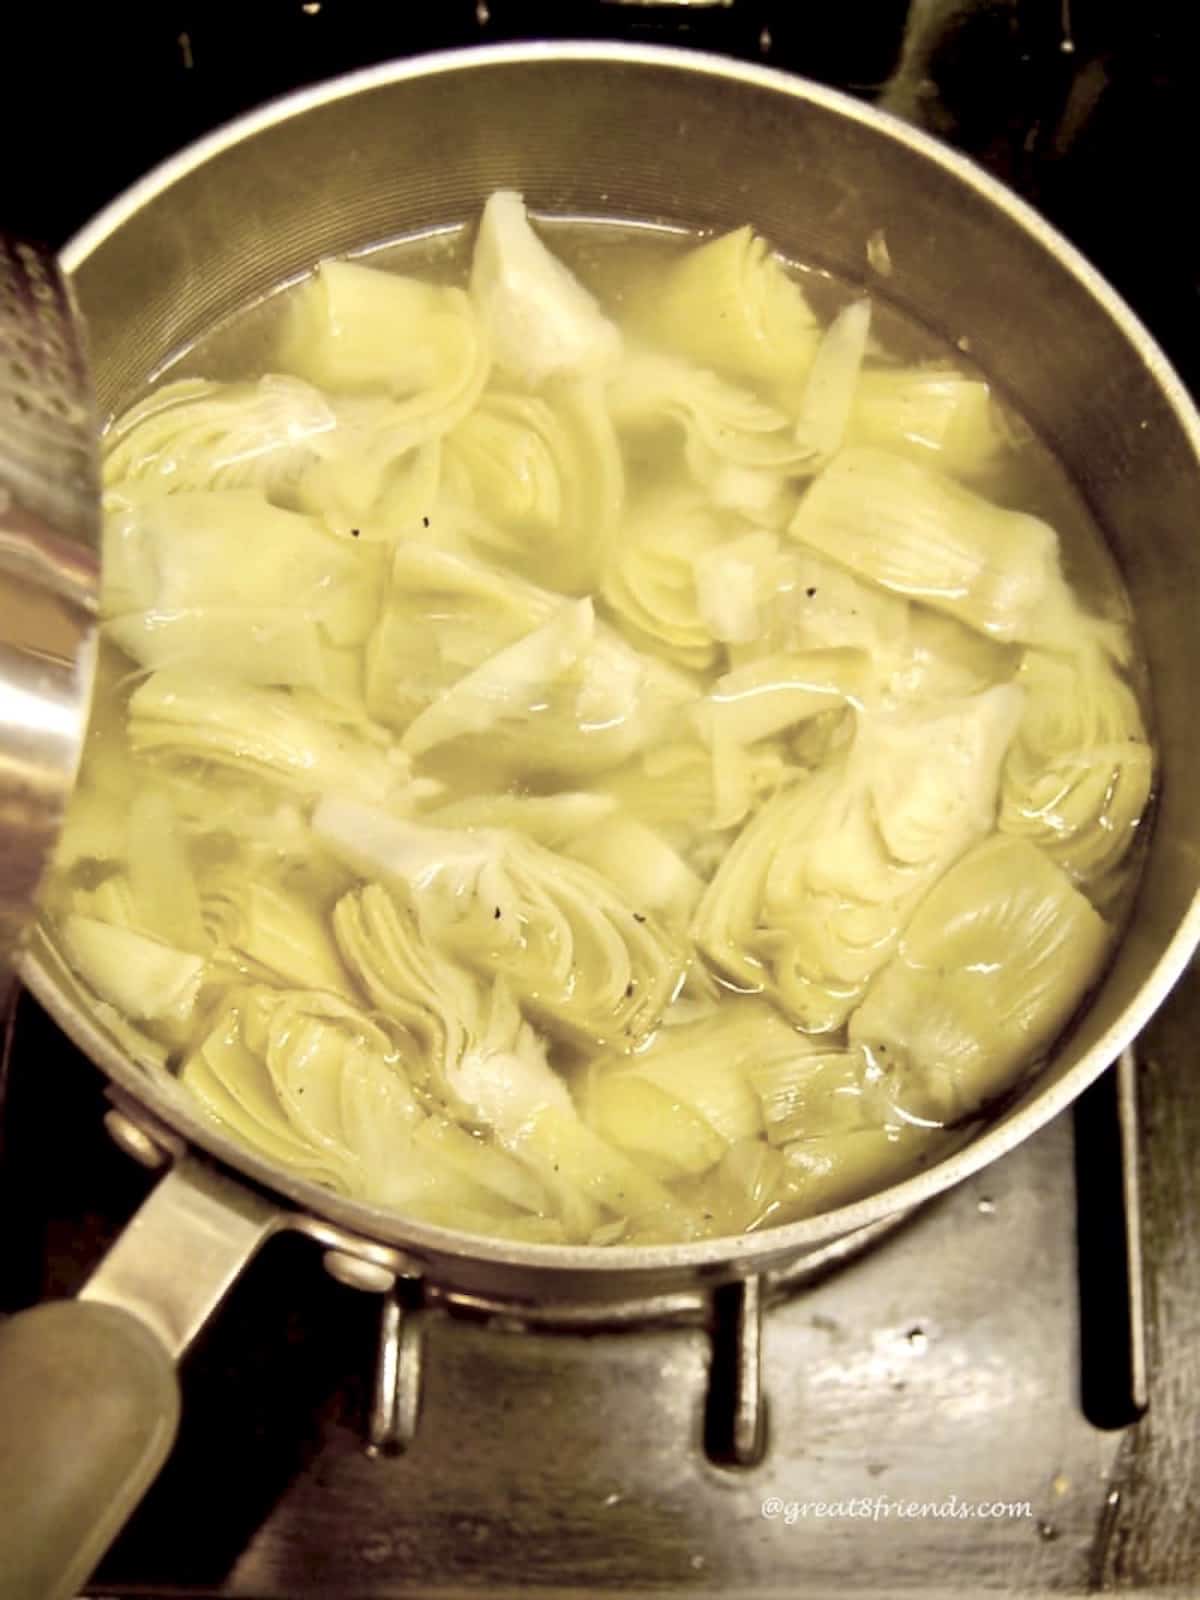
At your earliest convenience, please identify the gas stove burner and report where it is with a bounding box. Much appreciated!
[365,1206,919,1466]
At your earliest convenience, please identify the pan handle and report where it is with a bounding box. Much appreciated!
[0,1301,180,1600]
[0,1155,283,1600]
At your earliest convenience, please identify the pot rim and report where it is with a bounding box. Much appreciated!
[41,38,1200,1283]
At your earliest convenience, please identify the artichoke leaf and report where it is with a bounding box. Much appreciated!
[102,487,383,648]
[697,648,874,750]
[331,877,574,1135]
[609,348,802,472]
[780,1124,953,1218]
[180,987,429,1203]
[792,298,872,464]
[692,530,787,648]
[469,190,622,386]
[127,672,413,806]
[59,914,205,1024]
[563,812,705,929]
[103,375,337,499]
[202,874,352,995]
[368,544,695,778]
[427,791,616,847]
[582,999,795,1187]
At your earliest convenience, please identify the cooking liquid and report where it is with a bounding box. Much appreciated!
[55,215,1154,1244]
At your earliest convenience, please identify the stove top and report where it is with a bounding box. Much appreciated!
[5,975,1200,1597]
[5,3,1200,1595]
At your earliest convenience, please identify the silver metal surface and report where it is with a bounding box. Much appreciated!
[727,1275,766,1467]
[17,42,1200,1301]
[368,1297,426,1458]
[80,1158,283,1358]
[323,1252,398,1295]
[103,1107,171,1171]
[0,235,98,966]
[1117,1048,1149,1415]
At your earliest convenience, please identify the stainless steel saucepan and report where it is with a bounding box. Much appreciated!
[2,41,1199,1600]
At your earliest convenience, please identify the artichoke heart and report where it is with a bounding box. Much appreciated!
[790,446,1063,643]
[444,379,623,594]
[849,833,1111,1123]
[623,224,820,387]
[693,683,1024,1030]
[278,258,490,435]
[999,643,1153,890]
[366,544,694,779]
[316,799,686,1050]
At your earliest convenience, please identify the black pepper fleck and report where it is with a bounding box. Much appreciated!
[350,528,360,538]
[494,906,502,919]
[632,912,646,924]
[805,586,817,598]
[421,516,430,527]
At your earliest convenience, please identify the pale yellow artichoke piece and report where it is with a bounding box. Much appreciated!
[624,225,820,387]
[399,597,595,759]
[847,365,1003,476]
[469,190,622,386]
[59,914,205,1024]
[563,812,705,931]
[692,530,788,648]
[367,543,694,780]
[693,684,1024,1030]
[444,379,623,593]
[317,800,686,1051]
[792,298,872,464]
[412,1116,551,1216]
[297,429,443,541]
[746,1040,874,1146]
[102,375,337,499]
[779,1123,953,1217]
[278,259,490,432]
[180,987,428,1203]
[331,875,573,1137]
[601,488,726,672]
[609,348,802,472]
[789,446,1063,643]
[698,648,873,750]
[427,791,616,848]
[584,997,794,1186]
[697,1137,794,1236]
[102,487,384,648]
[126,672,412,805]
[105,607,331,691]
[849,833,1111,1122]
[201,874,352,995]
[999,644,1153,890]
[514,1105,704,1240]
[586,1073,727,1180]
